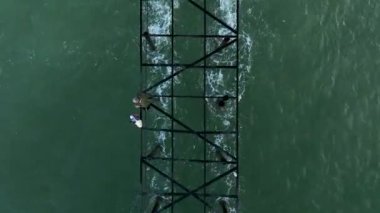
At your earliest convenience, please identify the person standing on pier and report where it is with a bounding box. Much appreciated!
[133,92,154,110]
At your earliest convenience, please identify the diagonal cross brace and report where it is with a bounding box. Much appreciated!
[141,159,212,208]
[157,166,238,212]
[143,38,237,93]
[187,0,237,34]
[151,104,237,161]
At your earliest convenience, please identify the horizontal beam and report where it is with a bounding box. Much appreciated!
[141,191,238,199]
[145,33,237,38]
[143,38,237,92]
[188,0,237,34]
[142,156,237,164]
[151,95,237,99]
[141,63,237,69]
[142,159,212,209]
[142,127,237,135]
[157,166,237,212]
[150,104,237,161]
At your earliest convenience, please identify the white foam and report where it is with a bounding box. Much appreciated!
[174,0,180,9]
[142,0,253,205]
[218,0,237,29]
[144,0,173,192]
[208,1,253,210]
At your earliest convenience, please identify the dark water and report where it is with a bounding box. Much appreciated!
[1,0,140,212]
[1,0,380,212]
[242,0,380,212]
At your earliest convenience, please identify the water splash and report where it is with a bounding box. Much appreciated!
[143,0,173,193]
[142,0,253,209]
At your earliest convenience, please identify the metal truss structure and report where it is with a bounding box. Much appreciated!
[139,0,239,212]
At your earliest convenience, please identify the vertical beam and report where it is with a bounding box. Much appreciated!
[139,0,240,212]
[170,0,175,212]
[151,104,237,161]
[139,0,143,212]
[202,0,207,212]
[143,38,237,93]
[235,0,240,211]
[158,167,237,212]
[142,159,211,208]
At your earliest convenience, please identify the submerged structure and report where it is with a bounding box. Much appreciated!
[139,0,240,212]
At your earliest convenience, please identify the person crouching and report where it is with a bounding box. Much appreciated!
[132,92,154,110]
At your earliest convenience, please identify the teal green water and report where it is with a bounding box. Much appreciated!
[1,0,380,212]
[1,0,140,212]
[243,0,380,212]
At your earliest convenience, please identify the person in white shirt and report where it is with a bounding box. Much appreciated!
[129,114,142,128]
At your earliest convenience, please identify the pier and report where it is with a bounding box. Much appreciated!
[139,1,240,212]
